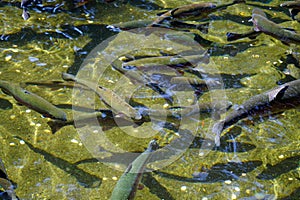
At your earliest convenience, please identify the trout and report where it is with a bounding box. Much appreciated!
[251,8,300,45]
[150,0,245,26]
[110,140,159,200]
[0,80,67,121]
[213,79,300,146]
[61,73,142,120]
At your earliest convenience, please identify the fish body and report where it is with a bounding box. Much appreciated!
[226,30,261,41]
[110,140,159,200]
[251,8,300,44]
[213,79,300,146]
[123,54,205,69]
[150,0,245,26]
[47,110,145,134]
[111,59,174,105]
[0,80,67,121]
[61,73,142,120]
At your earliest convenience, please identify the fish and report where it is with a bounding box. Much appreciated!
[213,79,300,146]
[169,77,221,91]
[110,139,159,200]
[108,19,209,33]
[0,80,67,121]
[111,59,174,105]
[280,1,300,20]
[0,159,18,200]
[122,54,207,70]
[150,0,245,26]
[168,100,232,120]
[47,110,145,134]
[61,73,142,120]
[251,8,300,45]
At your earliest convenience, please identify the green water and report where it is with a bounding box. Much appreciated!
[0,0,299,199]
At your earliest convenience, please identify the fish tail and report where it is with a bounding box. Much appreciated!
[226,32,242,41]
[212,120,225,147]
[47,120,65,134]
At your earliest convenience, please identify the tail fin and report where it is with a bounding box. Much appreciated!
[47,120,66,134]
[226,32,244,41]
[212,120,225,147]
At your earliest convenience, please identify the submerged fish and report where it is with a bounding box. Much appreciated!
[150,0,245,26]
[111,59,174,105]
[0,159,18,200]
[0,80,67,121]
[251,8,300,45]
[227,8,300,44]
[47,110,145,134]
[122,54,207,69]
[110,140,159,200]
[213,79,300,146]
[168,100,232,120]
[61,73,142,120]
[226,30,261,42]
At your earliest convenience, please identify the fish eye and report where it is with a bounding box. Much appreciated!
[24,90,31,94]
[122,65,137,70]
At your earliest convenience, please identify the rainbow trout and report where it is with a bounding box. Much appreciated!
[0,80,67,121]
[150,0,245,26]
[61,73,142,120]
[110,140,159,200]
[213,79,300,146]
[0,159,18,200]
[251,8,300,45]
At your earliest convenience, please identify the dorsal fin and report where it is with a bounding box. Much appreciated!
[268,85,289,102]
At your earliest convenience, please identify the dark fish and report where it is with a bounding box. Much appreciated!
[226,30,261,42]
[251,8,300,45]
[213,79,300,146]
[110,140,159,200]
[150,0,245,26]
[0,80,67,121]
[0,159,18,200]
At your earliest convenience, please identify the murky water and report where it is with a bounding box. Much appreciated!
[0,0,299,199]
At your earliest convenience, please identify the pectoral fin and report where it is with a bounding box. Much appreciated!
[268,85,289,102]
